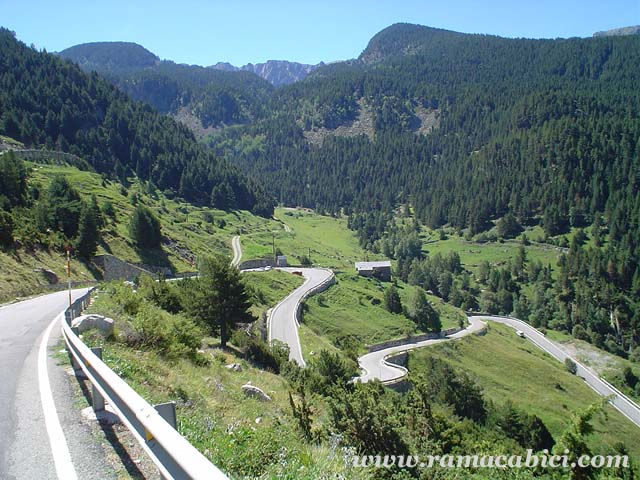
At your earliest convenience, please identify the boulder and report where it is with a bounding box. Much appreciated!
[34,268,58,284]
[241,383,272,402]
[71,314,114,337]
[225,363,243,372]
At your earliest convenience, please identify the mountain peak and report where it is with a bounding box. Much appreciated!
[358,23,466,64]
[593,25,640,37]
[59,41,159,72]
[209,59,322,86]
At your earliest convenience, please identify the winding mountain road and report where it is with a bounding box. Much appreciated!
[233,232,640,429]
[268,268,334,366]
[355,317,487,383]
[230,235,242,267]
[230,235,333,366]
[354,312,640,428]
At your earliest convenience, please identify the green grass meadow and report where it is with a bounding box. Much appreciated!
[407,322,640,461]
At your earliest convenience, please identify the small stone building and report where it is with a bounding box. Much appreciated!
[355,260,392,281]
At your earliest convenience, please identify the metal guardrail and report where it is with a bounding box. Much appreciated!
[61,289,229,480]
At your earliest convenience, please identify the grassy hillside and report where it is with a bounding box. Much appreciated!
[407,322,640,460]
[0,161,284,303]
[421,229,562,277]
[241,207,373,269]
[83,277,369,480]
[302,272,466,351]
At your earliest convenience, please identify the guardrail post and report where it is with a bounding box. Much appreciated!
[154,402,177,430]
[70,327,81,371]
[154,402,177,480]
[91,347,105,412]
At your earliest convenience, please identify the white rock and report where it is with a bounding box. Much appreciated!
[241,384,272,402]
[71,314,114,336]
[225,363,243,372]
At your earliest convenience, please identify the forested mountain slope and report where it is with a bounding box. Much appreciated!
[206,24,640,355]
[210,23,639,231]
[59,41,273,131]
[0,29,274,215]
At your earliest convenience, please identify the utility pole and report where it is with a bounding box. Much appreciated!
[66,245,72,308]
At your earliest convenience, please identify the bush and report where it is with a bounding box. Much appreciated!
[138,274,182,313]
[565,358,578,375]
[309,350,357,395]
[232,330,289,373]
[130,302,202,358]
[571,324,590,341]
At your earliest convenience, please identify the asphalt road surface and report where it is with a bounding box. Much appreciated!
[0,289,116,479]
[355,317,487,383]
[268,268,334,366]
[473,315,640,429]
[230,235,242,267]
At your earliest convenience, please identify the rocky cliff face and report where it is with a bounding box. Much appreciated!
[209,60,322,86]
[593,25,640,37]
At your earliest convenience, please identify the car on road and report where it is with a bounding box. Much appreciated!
[516,330,526,338]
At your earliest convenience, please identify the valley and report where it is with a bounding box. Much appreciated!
[1,16,640,480]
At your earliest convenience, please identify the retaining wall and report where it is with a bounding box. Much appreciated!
[93,255,172,282]
[366,326,462,353]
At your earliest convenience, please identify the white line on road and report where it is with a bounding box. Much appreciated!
[38,311,78,480]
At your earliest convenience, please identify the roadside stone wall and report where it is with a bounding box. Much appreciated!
[93,255,172,282]
[238,258,275,270]
[366,326,462,353]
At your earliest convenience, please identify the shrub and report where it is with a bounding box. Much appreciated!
[571,324,590,341]
[130,303,202,358]
[309,350,356,395]
[232,330,289,373]
[565,358,578,375]
[138,274,182,313]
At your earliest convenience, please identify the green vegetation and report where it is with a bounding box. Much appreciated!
[302,273,464,352]
[241,207,369,268]
[407,322,640,460]
[421,232,561,277]
[0,29,273,215]
[84,296,367,479]
[181,256,252,348]
[58,41,273,130]
[128,204,162,248]
[0,160,285,302]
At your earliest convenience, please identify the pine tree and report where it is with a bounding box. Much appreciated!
[129,205,161,248]
[76,201,99,259]
[383,284,402,314]
[411,288,441,332]
[188,255,252,348]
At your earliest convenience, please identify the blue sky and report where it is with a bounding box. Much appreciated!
[2,0,639,66]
